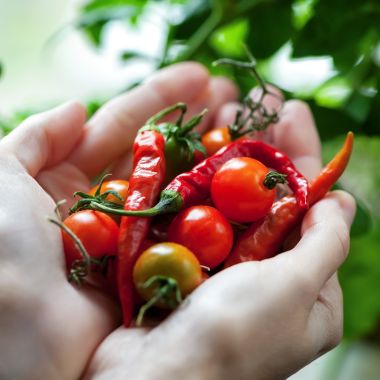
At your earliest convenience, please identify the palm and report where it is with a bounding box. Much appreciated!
[38,161,91,212]
[0,63,238,379]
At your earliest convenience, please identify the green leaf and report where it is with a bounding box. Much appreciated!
[292,0,317,30]
[86,100,103,118]
[0,62,3,79]
[82,20,107,46]
[308,100,361,141]
[314,76,352,108]
[363,91,380,136]
[350,197,373,237]
[171,0,212,41]
[246,0,294,59]
[340,222,380,339]
[291,0,380,71]
[210,19,248,58]
[120,50,154,61]
[82,0,147,13]
[77,1,146,46]
[344,91,373,124]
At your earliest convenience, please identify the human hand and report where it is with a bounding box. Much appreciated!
[83,95,356,379]
[0,63,237,380]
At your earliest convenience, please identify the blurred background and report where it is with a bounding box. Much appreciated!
[1,0,379,378]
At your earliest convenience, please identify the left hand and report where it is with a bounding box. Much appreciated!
[0,62,237,380]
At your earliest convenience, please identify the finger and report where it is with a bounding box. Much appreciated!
[109,76,238,180]
[189,76,238,134]
[212,102,242,129]
[270,100,322,180]
[210,85,282,134]
[0,102,86,177]
[307,273,344,355]
[285,191,356,294]
[68,63,211,179]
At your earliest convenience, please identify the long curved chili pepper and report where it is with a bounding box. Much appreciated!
[91,139,309,218]
[117,130,166,327]
[224,132,354,267]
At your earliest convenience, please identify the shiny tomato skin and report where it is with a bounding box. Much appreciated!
[88,179,129,205]
[211,157,275,223]
[62,210,119,269]
[167,205,233,269]
[201,127,231,156]
[133,242,202,306]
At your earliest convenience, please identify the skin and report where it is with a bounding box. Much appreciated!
[0,63,355,380]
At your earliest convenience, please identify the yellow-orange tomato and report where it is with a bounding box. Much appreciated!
[88,179,129,205]
[133,242,202,308]
[201,127,231,156]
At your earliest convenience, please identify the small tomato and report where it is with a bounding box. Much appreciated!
[168,205,233,269]
[88,179,129,205]
[133,242,202,308]
[201,127,231,156]
[62,210,119,270]
[211,157,276,223]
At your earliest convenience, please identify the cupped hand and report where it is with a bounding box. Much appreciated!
[82,94,356,379]
[0,63,237,380]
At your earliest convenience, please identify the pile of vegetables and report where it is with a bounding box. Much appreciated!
[51,59,354,327]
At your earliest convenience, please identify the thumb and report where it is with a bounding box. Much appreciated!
[0,101,87,177]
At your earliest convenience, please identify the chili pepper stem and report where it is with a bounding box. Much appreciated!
[136,275,182,326]
[146,103,187,125]
[88,190,183,217]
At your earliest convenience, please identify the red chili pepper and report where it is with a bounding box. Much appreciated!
[117,130,166,327]
[224,132,354,266]
[97,139,309,218]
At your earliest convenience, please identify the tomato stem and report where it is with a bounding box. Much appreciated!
[69,178,125,215]
[48,217,92,286]
[213,48,283,140]
[263,171,288,190]
[136,275,182,326]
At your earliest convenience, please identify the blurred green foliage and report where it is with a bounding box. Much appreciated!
[1,0,380,340]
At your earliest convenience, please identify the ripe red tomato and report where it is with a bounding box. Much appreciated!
[211,157,275,223]
[201,127,231,156]
[133,242,202,308]
[62,210,119,269]
[167,205,233,269]
[88,179,129,205]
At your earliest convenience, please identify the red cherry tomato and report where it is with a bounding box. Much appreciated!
[211,157,275,223]
[133,242,202,308]
[201,127,231,156]
[88,179,129,205]
[62,210,119,270]
[167,205,233,269]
